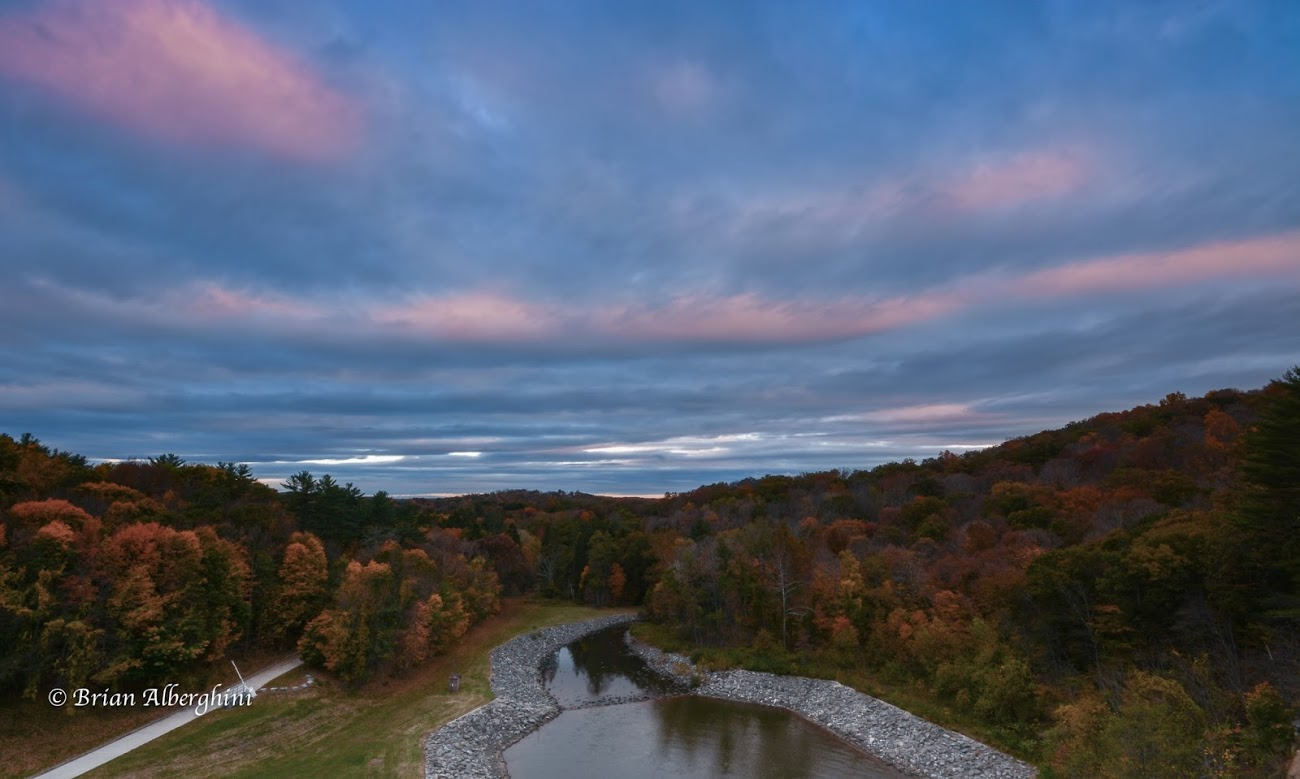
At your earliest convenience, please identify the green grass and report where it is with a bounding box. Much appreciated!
[0,648,294,778]
[76,599,631,778]
[0,699,164,778]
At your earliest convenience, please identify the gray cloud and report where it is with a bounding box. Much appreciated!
[1,0,1297,494]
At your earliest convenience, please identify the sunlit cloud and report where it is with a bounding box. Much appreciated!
[522,459,641,468]
[265,454,405,466]
[595,294,956,344]
[827,403,981,425]
[21,228,1300,353]
[1009,231,1300,299]
[189,284,327,321]
[0,0,361,160]
[374,293,559,342]
[807,439,895,449]
[584,433,761,457]
[720,144,1098,237]
[940,147,1092,212]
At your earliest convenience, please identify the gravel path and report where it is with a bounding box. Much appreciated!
[424,615,1036,779]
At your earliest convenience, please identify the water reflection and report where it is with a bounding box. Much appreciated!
[509,626,904,778]
[544,625,682,706]
[505,697,904,778]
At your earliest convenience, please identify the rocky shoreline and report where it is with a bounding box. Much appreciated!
[623,631,1036,779]
[425,613,1035,779]
[424,613,638,779]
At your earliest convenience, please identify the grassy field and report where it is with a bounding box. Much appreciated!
[1,699,163,779]
[0,646,290,779]
[21,599,628,779]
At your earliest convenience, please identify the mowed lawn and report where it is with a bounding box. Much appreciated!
[76,599,630,778]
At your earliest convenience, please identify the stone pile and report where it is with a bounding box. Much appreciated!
[624,633,1036,779]
[424,613,637,779]
[622,632,701,685]
[562,689,665,710]
[257,673,315,695]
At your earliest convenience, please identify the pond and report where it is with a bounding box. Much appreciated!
[505,626,904,779]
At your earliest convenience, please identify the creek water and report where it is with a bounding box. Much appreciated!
[504,626,904,778]
[539,623,684,706]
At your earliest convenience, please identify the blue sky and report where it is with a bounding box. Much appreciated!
[1,0,1297,495]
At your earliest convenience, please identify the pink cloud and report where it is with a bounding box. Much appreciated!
[939,147,1091,211]
[1011,231,1300,298]
[713,145,1097,245]
[858,403,979,424]
[187,284,326,321]
[595,292,967,344]
[362,291,966,347]
[27,279,329,333]
[822,403,999,430]
[373,293,562,342]
[30,230,1300,349]
[0,0,360,160]
[593,231,1298,344]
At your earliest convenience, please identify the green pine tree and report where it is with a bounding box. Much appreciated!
[1234,366,1300,619]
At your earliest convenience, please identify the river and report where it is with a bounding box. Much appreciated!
[504,625,905,778]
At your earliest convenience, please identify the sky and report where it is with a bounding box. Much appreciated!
[1,0,1297,496]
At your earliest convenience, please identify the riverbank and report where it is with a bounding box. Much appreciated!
[624,631,1036,779]
[424,613,639,779]
[426,612,1034,779]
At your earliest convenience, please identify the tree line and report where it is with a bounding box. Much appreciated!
[0,442,500,693]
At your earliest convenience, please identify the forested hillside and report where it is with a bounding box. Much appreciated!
[2,369,1297,776]
[0,441,501,696]
[416,371,1300,776]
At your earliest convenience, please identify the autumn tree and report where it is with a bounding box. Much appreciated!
[95,523,250,683]
[757,524,810,648]
[1049,672,1207,778]
[608,563,627,604]
[268,532,329,644]
[460,556,501,621]
[299,560,395,685]
[581,531,615,605]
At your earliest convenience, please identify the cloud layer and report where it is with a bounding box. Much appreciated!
[1,0,1297,494]
[0,0,359,160]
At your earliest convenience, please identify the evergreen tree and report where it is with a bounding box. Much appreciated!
[1233,366,1300,619]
